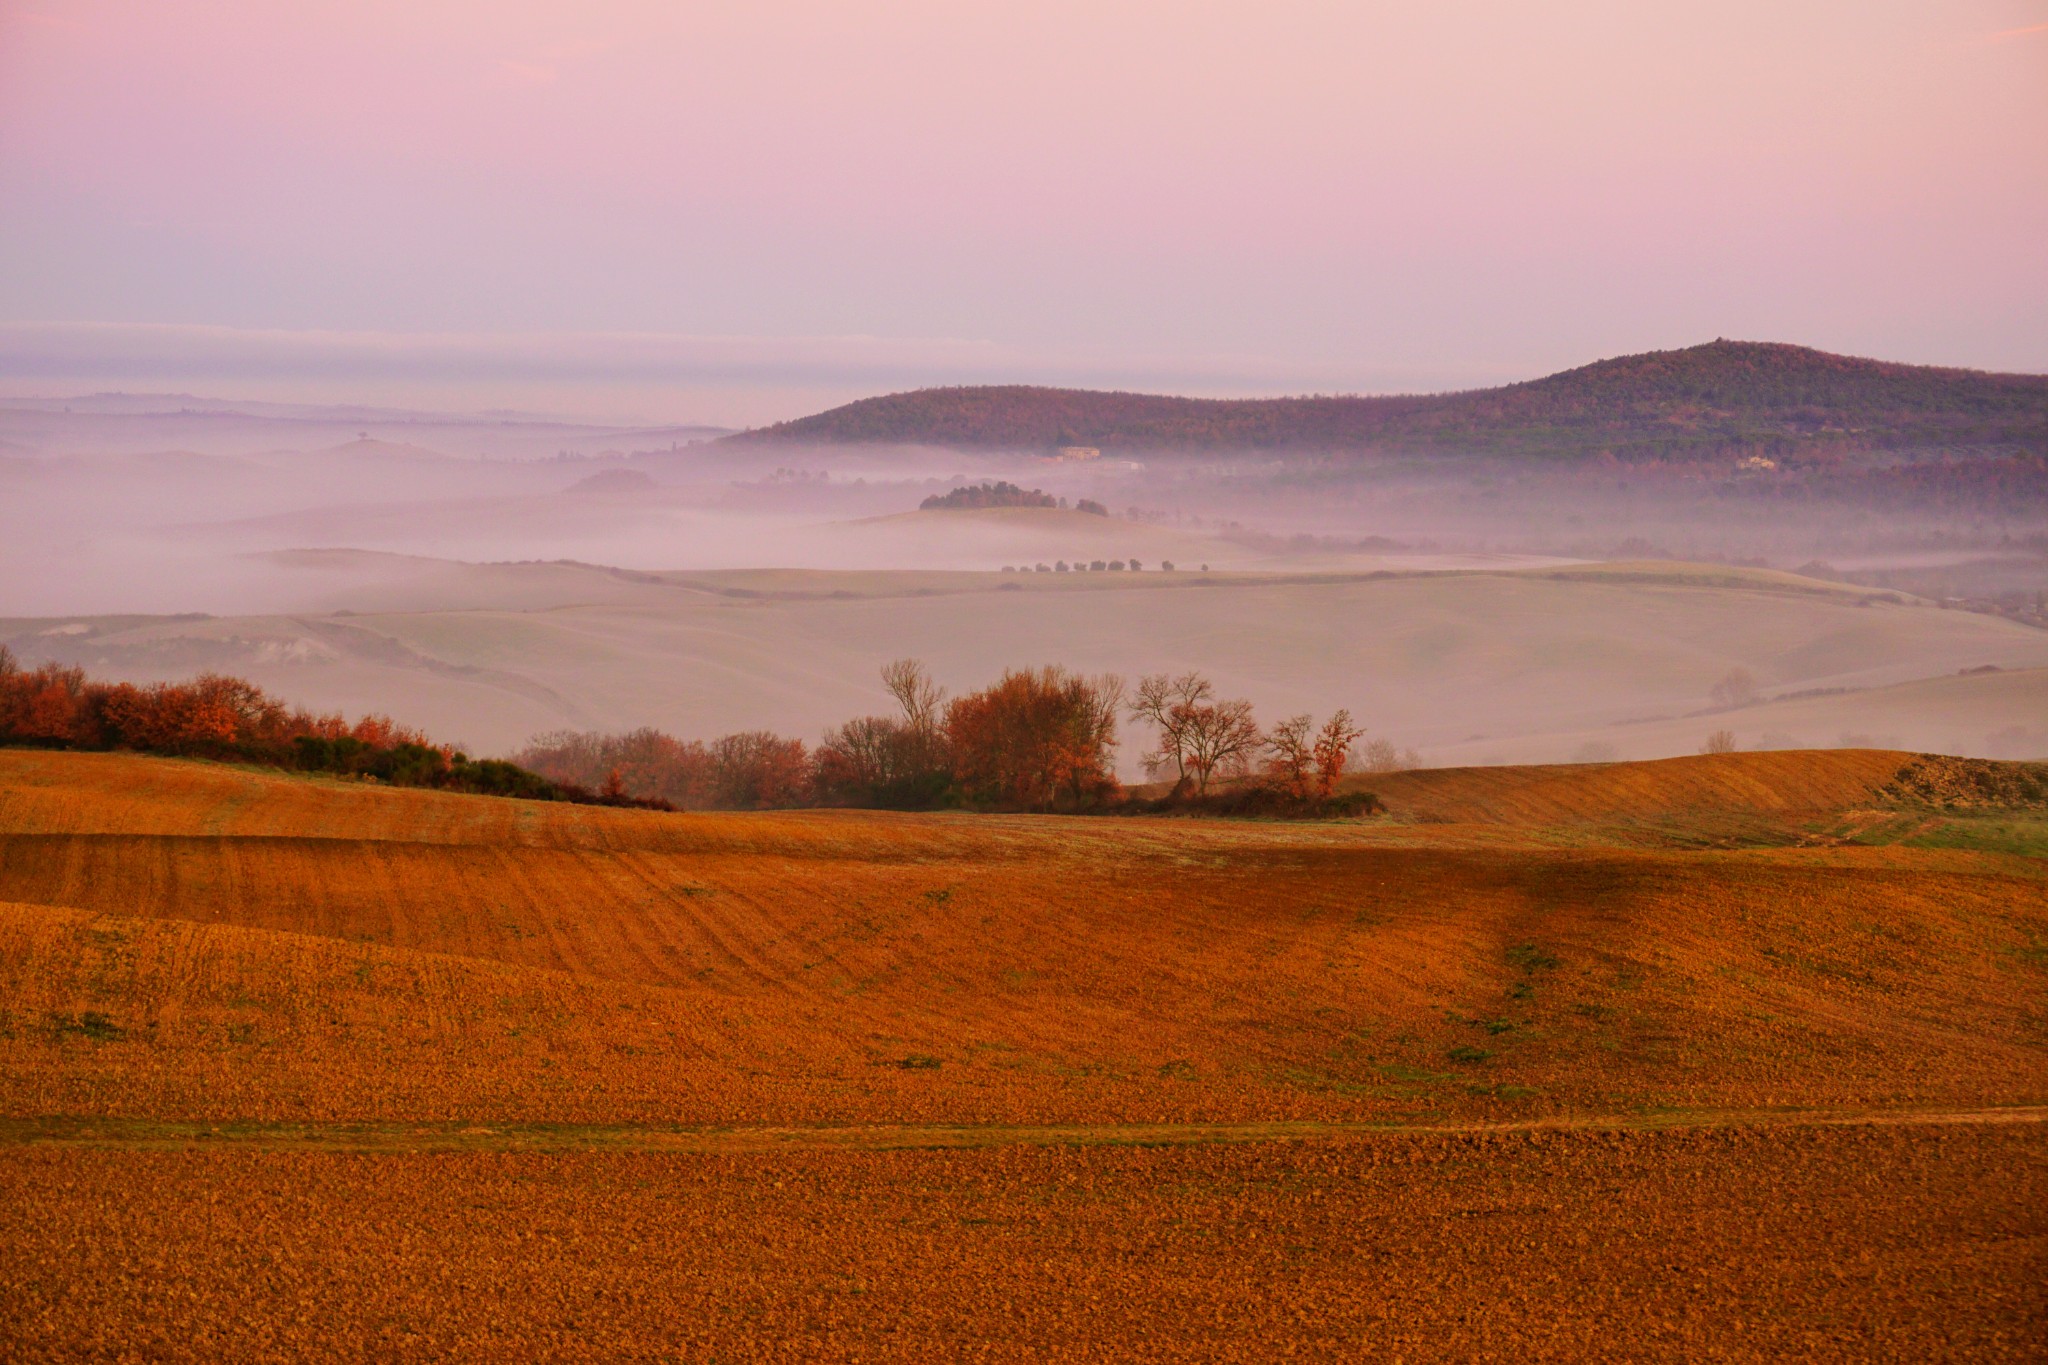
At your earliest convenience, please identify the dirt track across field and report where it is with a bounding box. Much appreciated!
[2,1103,2041,1155]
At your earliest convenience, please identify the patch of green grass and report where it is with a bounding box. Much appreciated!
[48,1010,126,1042]
[1506,943,1559,972]
[1446,1044,1493,1064]
[1899,815,2048,858]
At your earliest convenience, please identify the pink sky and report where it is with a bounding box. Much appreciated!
[1,1,2043,422]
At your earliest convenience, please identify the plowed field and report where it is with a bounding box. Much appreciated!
[1,748,2043,1360]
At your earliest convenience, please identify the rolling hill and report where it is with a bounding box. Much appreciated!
[2,745,2043,1130]
[6,554,2043,759]
[730,340,2048,460]
[4,746,2043,1360]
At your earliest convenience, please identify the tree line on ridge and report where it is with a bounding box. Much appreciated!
[1,646,1405,816]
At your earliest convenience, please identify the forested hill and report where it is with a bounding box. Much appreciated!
[728,341,2048,460]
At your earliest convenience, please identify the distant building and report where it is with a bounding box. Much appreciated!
[1054,446,1101,462]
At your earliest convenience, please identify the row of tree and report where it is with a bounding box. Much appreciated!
[0,647,643,806]
[2,645,1396,816]
[516,660,1387,814]
[1002,559,1160,573]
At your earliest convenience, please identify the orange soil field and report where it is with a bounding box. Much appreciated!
[1,748,2044,1359]
[5,1123,2043,1363]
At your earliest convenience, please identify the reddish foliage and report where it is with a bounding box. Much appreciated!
[0,649,432,760]
[944,666,1122,810]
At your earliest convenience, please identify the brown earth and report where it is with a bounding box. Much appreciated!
[3,1123,2042,1363]
[0,747,2043,1360]
[1360,746,1913,824]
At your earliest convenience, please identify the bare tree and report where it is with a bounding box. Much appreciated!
[882,658,945,735]
[1701,729,1738,755]
[1182,697,1262,794]
[1709,667,1758,709]
[1128,671,1212,784]
[883,657,954,777]
[1355,737,1405,773]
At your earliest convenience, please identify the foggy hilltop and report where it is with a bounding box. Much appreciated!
[735,339,2048,461]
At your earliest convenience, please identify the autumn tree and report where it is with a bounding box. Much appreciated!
[1264,714,1317,799]
[1311,709,1366,797]
[710,731,811,808]
[516,728,721,807]
[0,649,89,745]
[814,658,955,807]
[945,666,1123,810]
[1261,711,1362,799]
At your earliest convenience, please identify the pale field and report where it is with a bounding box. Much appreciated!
[6,551,2044,758]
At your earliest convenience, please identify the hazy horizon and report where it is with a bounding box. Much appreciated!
[5,2,2046,425]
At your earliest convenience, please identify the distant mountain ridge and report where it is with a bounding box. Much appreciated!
[729,341,2048,460]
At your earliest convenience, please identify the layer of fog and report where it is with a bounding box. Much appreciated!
[3,398,2043,766]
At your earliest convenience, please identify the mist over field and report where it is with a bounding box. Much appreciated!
[5,346,2045,771]
[9,7,2048,1358]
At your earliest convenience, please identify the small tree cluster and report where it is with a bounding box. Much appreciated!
[1128,672,1373,804]
[1263,710,1367,800]
[514,727,808,810]
[1129,673,1261,794]
[919,482,1058,510]
[523,660,1125,814]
